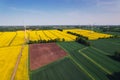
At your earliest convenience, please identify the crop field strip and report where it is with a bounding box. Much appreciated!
[37,31,50,41]
[63,29,112,40]
[36,30,76,41]
[90,39,120,55]
[0,29,112,47]
[50,30,73,41]
[0,29,112,44]
[78,49,112,74]
[0,44,29,80]
[81,47,120,72]
[0,32,16,47]
[0,31,29,80]
[48,30,60,38]
[43,30,58,40]
[10,31,26,46]
[57,42,120,80]
[14,45,29,80]
[42,30,51,39]
[11,45,25,80]
[56,30,76,40]
[0,46,22,80]
[30,43,67,70]
[29,31,39,41]
[30,57,91,80]
[55,30,74,41]
[0,29,119,80]
[35,31,41,40]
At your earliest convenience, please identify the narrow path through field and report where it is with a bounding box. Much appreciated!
[68,55,95,80]
[78,49,112,74]
[80,47,88,51]
[90,47,109,55]
[10,44,25,80]
[57,44,95,80]
[110,42,120,45]
[9,32,17,46]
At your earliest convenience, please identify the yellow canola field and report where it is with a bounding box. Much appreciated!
[64,29,112,40]
[10,31,26,46]
[14,45,29,80]
[0,46,21,80]
[49,30,75,41]
[56,30,76,40]
[0,32,16,47]
[29,31,40,41]
[31,30,76,41]
[42,30,58,40]
[37,30,50,41]
[0,32,3,35]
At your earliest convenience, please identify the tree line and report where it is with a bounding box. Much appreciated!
[27,38,66,44]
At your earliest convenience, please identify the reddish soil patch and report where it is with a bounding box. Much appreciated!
[30,43,67,70]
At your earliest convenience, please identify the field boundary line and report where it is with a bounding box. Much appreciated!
[69,55,95,80]
[91,47,109,55]
[111,42,120,45]
[57,30,75,40]
[78,50,112,74]
[36,31,41,40]
[57,44,95,80]
[42,30,51,39]
[49,30,59,38]
[10,44,25,80]
[80,47,88,51]
[8,32,17,46]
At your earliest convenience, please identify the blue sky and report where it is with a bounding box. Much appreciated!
[0,0,120,25]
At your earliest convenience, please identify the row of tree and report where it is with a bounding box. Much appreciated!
[67,31,90,46]
[27,38,65,44]
[67,31,88,40]
[57,29,63,31]
[75,37,90,46]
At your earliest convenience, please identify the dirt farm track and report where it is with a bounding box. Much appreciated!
[30,43,67,70]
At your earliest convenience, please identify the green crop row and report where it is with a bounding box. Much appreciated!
[30,57,90,80]
[82,47,120,73]
[90,39,120,55]
[58,42,109,80]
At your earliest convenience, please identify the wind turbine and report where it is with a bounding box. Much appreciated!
[23,21,28,43]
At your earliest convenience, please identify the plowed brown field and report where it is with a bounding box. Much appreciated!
[30,43,67,70]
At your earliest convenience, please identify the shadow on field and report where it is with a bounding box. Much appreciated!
[107,72,120,80]
[107,55,120,62]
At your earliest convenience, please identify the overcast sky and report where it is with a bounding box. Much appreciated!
[0,0,120,25]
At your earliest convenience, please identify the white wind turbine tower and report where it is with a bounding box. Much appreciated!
[23,21,28,43]
[90,24,94,33]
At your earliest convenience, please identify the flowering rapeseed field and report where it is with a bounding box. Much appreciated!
[10,31,26,46]
[64,29,112,40]
[0,32,16,47]
[14,45,29,80]
[0,46,21,80]
[0,29,112,80]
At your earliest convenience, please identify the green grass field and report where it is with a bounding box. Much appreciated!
[30,38,120,80]
[30,57,91,80]
[57,39,120,80]
[90,38,120,55]
[104,32,120,36]
[58,42,109,80]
